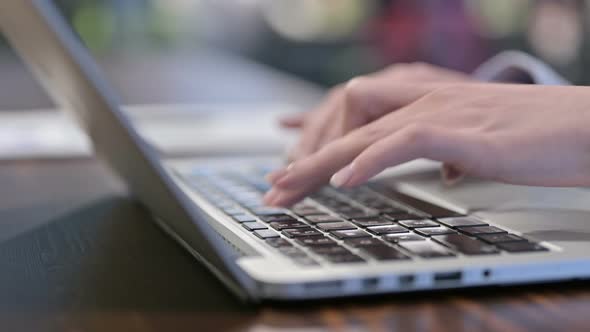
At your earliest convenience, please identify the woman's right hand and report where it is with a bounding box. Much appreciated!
[279,63,472,162]
[265,83,590,207]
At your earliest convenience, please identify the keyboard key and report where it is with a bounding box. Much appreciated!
[344,237,384,247]
[383,233,425,243]
[259,214,297,223]
[278,246,308,258]
[310,245,351,256]
[323,253,365,264]
[352,218,395,228]
[265,238,292,248]
[291,202,315,208]
[292,206,324,216]
[363,201,405,212]
[497,241,548,253]
[338,211,380,220]
[242,178,271,193]
[433,234,499,255]
[415,226,456,237]
[243,202,263,209]
[330,229,371,239]
[232,214,257,223]
[305,215,343,224]
[282,228,323,238]
[316,221,357,231]
[398,241,455,258]
[270,220,309,231]
[222,207,243,215]
[398,219,439,229]
[438,217,488,228]
[313,197,343,207]
[253,229,280,239]
[332,206,362,213]
[251,207,287,216]
[214,200,234,209]
[478,233,528,244]
[296,236,337,247]
[362,245,410,261]
[384,212,424,221]
[367,225,408,235]
[459,226,506,236]
[242,221,268,231]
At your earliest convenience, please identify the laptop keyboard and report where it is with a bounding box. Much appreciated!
[179,167,549,267]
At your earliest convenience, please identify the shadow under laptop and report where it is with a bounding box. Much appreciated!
[0,196,252,314]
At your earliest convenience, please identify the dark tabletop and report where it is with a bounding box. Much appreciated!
[1,51,590,332]
[3,158,590,332]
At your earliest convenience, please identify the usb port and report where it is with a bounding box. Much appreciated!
[434,271,462,284]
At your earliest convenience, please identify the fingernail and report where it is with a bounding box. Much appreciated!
[266,168,288,184]
[330,164,354,188]
[441,164,465,187]
[263,188,278,205]
[267,193,285,207]
[275,166,297,187]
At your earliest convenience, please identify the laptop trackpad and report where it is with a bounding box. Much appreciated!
[379,160,590,243]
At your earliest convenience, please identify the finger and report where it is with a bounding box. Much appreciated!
[264,83,444,206]
[314,105,353,151]
[294,79,440,159]
[266,161,297,185]
[331,126,490,188]
[264,128,376,206]
[314,79,374,150]
[265,168,289,184]
[290,88,344,160]
[279,113,306,128]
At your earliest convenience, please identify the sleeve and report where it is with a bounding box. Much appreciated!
[472,50,570,85]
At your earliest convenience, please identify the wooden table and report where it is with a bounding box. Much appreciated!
[1,158,590,331]
[1,51,590,332]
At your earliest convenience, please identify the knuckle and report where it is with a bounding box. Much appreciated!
[406,62,433,74]
[386,62,433,77]
[387,64,411,78]
[327,84,344,97]
[357,122,388,143]
[399,124,432,151]
[343,76,369,108]
[427,85,463,101]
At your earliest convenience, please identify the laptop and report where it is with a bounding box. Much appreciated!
[2,0,590,301]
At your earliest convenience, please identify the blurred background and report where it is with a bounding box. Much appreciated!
[0,0,586,158]
[0,0,588,113]
[2,0,589,88]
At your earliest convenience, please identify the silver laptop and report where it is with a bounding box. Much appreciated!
[2,0,590,301]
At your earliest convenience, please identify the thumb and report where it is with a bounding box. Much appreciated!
[441,163,466,186]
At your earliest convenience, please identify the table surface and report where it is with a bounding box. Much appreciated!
[2,158,590,332]
[1,51,590,332]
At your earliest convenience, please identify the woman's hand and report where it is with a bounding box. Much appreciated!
[265,83,590,207]
[279,63,471,161]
